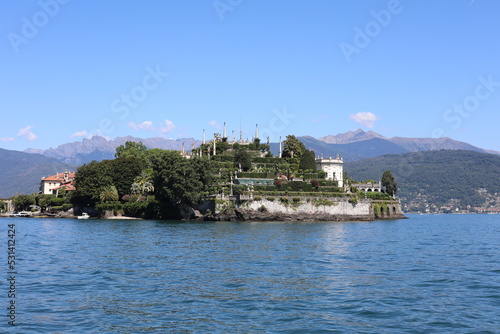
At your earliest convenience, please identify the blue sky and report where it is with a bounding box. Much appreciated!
[1,0,499,151]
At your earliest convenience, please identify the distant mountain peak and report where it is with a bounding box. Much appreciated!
[22,135,202,165]
[318,129,387,144]
[24,148,44,154]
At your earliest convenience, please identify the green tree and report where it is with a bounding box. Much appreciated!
[13,194,35,211]
[216,140,230,154]
[36,194,52,212]
[282,135,306,170]
[131,169,155,196]
[299,149,317,171]
[72,160,114,206]
[381,170,397,197]
[234,149,251,171]
[259,143,271,155]
[100,185,119,203]
[110,156,145,198]
[0,200,5,212]
[151,150,216,209]
[248,138,260,151]
[115,141,147,160]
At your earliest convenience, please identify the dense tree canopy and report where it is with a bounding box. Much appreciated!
[131,169,154,196]
[100,185,119,203]
[299,149,317,171]
[14,194,35,211]
[110,157,145,198]
[115,141,147,160]
[72,146,217,218]
[150,150,216,207]
[73,145,146,205]
[282,135,306,164]
[234,149,252,171]
[72,160,114,205]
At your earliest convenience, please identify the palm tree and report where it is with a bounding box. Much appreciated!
[131,169,154,198]
[100,186,119,203]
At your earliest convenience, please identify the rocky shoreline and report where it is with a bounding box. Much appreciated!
[203,208,407,222]
[1,204,408,222]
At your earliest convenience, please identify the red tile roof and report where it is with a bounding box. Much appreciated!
[42,171,76,192]
[51,184,76,191]
[42,172,76,182]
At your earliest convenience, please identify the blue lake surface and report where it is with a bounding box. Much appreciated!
[1,214,499,333]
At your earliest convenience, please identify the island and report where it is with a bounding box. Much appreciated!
[3,126,405,221]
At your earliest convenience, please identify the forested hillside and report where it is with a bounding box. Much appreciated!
[0,148,75,198]
[345,150,500,212]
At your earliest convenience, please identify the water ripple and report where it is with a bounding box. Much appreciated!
[1,214,499,333]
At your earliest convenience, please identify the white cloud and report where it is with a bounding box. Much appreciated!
[17,125,37,141]
[208,120,221,130]
[0,137,15,142]
[159,120,175,133]
[70,130,88,138]
[127,122,139,130]
[349,112,379,128]
[128,121,155,131]
[127,120,175,134]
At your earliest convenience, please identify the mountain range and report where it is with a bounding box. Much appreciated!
[317,129,493,152]
[24,129,499,165]
[0,129,498,198]
[291,129,497,162]
[0,148,74,198]
[25,136,201,165]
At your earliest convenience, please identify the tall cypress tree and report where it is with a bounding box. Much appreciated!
[381,170,397,197]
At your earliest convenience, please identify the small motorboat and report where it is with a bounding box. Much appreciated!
[77,212,90,219]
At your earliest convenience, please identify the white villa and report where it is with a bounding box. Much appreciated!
[40,169,76,195]
[315,155,344,187]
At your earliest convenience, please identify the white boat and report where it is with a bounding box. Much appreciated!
[18,211,31,217]
[77,212,90,219]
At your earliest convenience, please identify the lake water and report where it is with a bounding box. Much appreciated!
[1,214,499,333]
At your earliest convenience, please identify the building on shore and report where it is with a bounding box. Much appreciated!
[352,181,383,193]
[315,155,343,187]
[0,199,13,213]
[40,169,76,196]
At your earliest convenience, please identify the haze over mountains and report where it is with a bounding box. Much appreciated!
[23,129,499,165]
[0,148,74,198]
[315,129,494,156]
[0,129,498,198]
[25,136,201,165]
[345,150,500,213]
[292,129,497,162]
